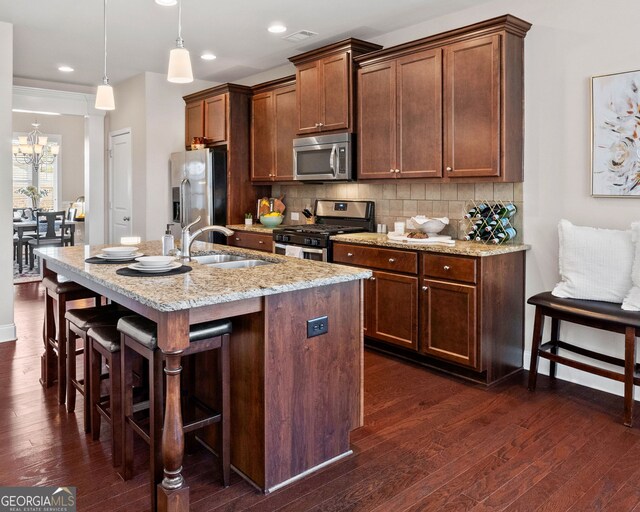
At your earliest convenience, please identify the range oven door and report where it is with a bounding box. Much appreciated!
[274,243,327,262]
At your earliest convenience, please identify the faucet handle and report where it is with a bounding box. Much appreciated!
[182,215,201,232]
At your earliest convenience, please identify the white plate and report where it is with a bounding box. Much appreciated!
[96,252,143,260]
[134,255,176,267]
[128,262,182,273]
[102,246,139,256]
[387,234,455,245]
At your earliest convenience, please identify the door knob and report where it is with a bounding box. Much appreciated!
[422,286,428,291]
[123,216,130,221]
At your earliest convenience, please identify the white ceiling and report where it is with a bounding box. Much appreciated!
[0,0,494,87]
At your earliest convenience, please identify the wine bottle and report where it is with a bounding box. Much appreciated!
[464,203,489,219]
[491,203,517,220]
[491,227,517,244]
[483,218,510,232]
[475,230,494,242]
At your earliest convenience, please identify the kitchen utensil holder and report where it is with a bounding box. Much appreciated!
[462,199,517,245]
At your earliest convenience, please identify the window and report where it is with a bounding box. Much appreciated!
[12,133,60,210]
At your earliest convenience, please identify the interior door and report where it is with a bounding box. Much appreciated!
[109,129,132,243]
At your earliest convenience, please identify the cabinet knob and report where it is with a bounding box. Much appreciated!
[395,169,400,173]
[318,122,324,127]
[389,169,394,173]
[347,252,353,257]
[422,285,428,291]
[388,258,396,263]
[258,240,264,244]
[443,265,450,271]
[369,276,376,281]
[235,237,241,241]
[446,166,452,172]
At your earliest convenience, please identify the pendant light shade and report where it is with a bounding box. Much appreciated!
[95,0,115,110]
[167,0,194,83]
[95,83,115,110]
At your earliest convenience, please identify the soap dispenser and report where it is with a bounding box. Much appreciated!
[162,224,174,256]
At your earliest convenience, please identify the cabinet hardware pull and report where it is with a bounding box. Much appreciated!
[395,169,400,173]
[446,166,452,172]
[370,276,376,281]
[258,241,264,244]
[422,286,428,291]
[389,169,394,173]
[235,237,241,241]
[389,258,396,263]
[347,252,353,257]
[318,122,324,127]
[443,265,450,270]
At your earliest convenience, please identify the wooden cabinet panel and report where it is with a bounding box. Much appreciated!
[204,94,228,143]
[332,243,417,274]
[420,278,478,369]
[358,61,397,179]
[273,85,296,181]
[185,100,204,147]
[251,93,274,181]
[363,275,375,336]
[296,61,321,134]
[422,254,477,284]
[320,53,350,132]
[370,271,418,350]
[444,35,500,178]
[396,49,442,178]
[227,231,273,252]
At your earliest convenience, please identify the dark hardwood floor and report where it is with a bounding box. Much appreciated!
[3,281,640,511]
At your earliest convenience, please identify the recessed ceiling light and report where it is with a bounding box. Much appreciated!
[268,23,287,34]
[200,53,216,61]
[155,0,177,5]
[58,65,74,72]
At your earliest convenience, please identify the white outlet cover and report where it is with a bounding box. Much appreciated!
[291,212,300,221]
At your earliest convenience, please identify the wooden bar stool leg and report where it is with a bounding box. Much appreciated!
[90,343,102,440]
[220,333,230,487]
[624,326,636,427]
[121,341,135,481]
[57,294,67,405]
[66,321,77,413]
[549,318,560,379]
[528,307,544,391]
[111,349,123,468]
[41,291,57,388]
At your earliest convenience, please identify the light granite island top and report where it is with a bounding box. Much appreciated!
[226,223,274,234]
[36,240,369,504]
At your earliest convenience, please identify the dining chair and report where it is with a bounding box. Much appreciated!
[28,211,71,270]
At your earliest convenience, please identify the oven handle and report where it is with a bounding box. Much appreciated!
[274,243,325,255]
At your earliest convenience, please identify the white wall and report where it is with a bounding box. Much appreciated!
[0,21,15,342]
[369,0,640,396]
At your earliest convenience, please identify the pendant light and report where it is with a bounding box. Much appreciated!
[167,0,193,83]
[95,0,115,110]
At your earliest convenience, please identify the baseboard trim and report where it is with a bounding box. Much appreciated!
[0,323,17,343]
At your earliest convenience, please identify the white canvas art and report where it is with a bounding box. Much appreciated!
[592,69,640,197]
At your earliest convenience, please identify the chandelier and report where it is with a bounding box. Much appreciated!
[12,122,60,172]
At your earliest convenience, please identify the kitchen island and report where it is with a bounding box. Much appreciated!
[36,241,370,512]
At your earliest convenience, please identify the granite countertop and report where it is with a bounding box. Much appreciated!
[227,224,274,234]
[36,241,370,312]
[330,233,530,257]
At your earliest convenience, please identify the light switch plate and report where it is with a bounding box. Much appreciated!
[291,212,300,221]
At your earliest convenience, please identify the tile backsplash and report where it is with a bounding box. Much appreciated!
[271,182,524,240]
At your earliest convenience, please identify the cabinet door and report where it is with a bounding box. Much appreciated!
[358,61,397,179]
[296,61,321,134]
[443,35,500,178]
[273,85,297,181]
[251,92,274,181]
[362,275,376,337]
[185,100,204,147]
[204,94,228,143]
[420,278,478,368]
[320,53,350,132]
[369,271,418,351]
[397,49,443,178]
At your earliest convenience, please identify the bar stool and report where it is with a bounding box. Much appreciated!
[87,325,122,467]
[40,275,101,404]
[117,315,231,508]
[65,304,129,432]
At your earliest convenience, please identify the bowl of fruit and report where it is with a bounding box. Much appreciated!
[259,212,284,228]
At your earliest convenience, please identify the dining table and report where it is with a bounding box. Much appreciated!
[13,220,76,273]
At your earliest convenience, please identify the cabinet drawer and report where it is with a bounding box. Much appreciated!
[227,231,273,252]
[333,243,417,274]
[422,254,477,283]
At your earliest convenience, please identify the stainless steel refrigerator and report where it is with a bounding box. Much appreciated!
[170,148,228,244]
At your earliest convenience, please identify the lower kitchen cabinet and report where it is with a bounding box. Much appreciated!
[227,230,273,252]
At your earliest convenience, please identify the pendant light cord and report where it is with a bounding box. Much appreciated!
[103,0,109,84]
[177,0,184,48]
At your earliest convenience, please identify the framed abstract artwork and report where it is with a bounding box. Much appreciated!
[592,69,640,197]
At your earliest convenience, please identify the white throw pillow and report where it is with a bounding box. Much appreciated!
[552,219,633,303]
[622,222,640,310]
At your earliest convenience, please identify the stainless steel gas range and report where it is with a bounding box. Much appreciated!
[273,200,375,261]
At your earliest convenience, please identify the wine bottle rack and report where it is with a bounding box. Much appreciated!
[462,199,517,245]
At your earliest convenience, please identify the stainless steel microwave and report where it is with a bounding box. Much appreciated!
[293,133,352,182]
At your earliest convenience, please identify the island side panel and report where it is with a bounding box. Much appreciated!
[263,280,362,490]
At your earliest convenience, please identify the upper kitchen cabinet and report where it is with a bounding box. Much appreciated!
[289,38,382,136]
[185,100,204,147]
[251,77,297,182]
[204,94,228,143]
[357,15,531,182]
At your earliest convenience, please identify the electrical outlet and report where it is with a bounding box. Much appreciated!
[307,316,328,338]
[291,212,300,221]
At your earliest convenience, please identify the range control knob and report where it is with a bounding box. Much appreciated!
[311,239,320,246]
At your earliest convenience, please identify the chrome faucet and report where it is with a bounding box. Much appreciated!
[180,216,234,261]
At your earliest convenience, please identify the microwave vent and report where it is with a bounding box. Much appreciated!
[282,30,318,43]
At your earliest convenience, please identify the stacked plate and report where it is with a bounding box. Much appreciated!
[128,256,181,274]
[96,246,142,261]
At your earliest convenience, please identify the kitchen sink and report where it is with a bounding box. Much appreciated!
[208,259,274,269]
[192,254,246,265]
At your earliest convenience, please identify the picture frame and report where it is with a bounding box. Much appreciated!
[591,69,640,197]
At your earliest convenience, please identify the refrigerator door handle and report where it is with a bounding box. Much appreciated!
[180,178,189,227]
